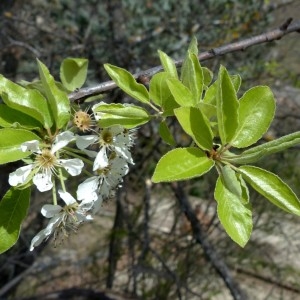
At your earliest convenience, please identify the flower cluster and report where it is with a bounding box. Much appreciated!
[8,108,136,251]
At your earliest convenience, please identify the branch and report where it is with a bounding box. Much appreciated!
[171,182,247,300]
[69,18,300,103]
[106,189,124,289]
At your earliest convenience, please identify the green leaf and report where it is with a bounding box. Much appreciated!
[181,51,203,103]
[167,78,195,107]
[237,173,250,204]
[0,104,42,130]
[203,74,241,105]
[0,187,30,254]
[174,106,213,151]
[158,50,178,78]
[152,147,214,183]
[60,58,88,91]
[223,131,300,165]
[216,66,239,145]
[159,121,176,146]
[219,165,242,198]
[0,75,53,129]
[93,103,150,129]
[218,164,250,204]
[149,72,179,115]
[202,67,213,89]
[197,102,217,120]
[0,128,41,164]
[186,36,198,55]
[37,59,70,129]
[214,177,252,247]
[239,166,300,215]
[104,64,149,104]
[231,86,275,148]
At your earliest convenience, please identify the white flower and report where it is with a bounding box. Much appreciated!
[30,190,93,251]
[9,131,84,192]
[76,125,135,171]
[77,154,128,203]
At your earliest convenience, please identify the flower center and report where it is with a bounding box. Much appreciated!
[101,129,113,145]
[96,164,111,176]
[35,149,57,169]
[73,110,93,132]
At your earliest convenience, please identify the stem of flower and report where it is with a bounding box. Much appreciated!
[56,151,66,192]
[52,179,57,205]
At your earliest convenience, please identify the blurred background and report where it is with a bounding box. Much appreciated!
[0,0,300,299]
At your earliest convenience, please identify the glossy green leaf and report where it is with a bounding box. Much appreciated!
[216,66,239,145]
[159,121,176,146]
[214,177,252,247]
[181,51,203,103]
[186,36,198,55]
[239,166,300,215]
[37,59,70,129]
[202,67,213,89]
[0,187,30,254]
[152,147,214,183]
[60,58,88,91]
[149,72,179,115]
[197,102,217,120]
[174,106,213,151]
[158,50,178,78]
[219,165,242,198]
[104,64,149,104]
[0,75,53,129]
[0,104,42,130]
[237,173,250,204]
[0,128,41,164]
[167,78,195,107]
[223,131,300,165]
[231,86,275,148]
[203,74,241,105]
[93,103,150,129]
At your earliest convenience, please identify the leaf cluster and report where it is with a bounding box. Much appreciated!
[103,38,300,247]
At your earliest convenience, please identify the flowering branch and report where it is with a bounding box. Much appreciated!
[69,18,300,103]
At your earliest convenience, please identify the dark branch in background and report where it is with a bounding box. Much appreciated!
[171,182,247,300]
[69,18,300,103]
[106,189,124,289]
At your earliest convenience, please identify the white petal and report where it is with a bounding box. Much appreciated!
[60,158,84,176]
[33,172,53,192]
[45,214,62,232]
[109,125,123,136]
[78,201,93,212]
[100,180,112,198]
[115,146,134,164]
[41,204,62,218]
[77,176,99,201]
[85,214,93,220]
[29,214,63,251]
[58,190,77,206]
[8,165,33,186]
[82,149,98,158]
[30,229,48,251]
[51,131,74,153]
[76,134,98,150]
[20,140,41,153]
[93,147,109,171]
[93,195,104,213]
